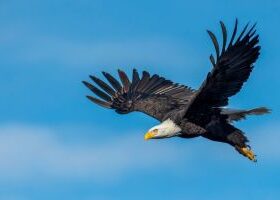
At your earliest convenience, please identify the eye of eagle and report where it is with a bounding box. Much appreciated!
[153,129,159,133]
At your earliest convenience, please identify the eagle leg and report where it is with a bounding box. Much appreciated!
[235,146,257,162]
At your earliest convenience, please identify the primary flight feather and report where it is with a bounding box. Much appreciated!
[83,20,270,162]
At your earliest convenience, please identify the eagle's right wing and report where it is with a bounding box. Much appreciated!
[83,69,195,121]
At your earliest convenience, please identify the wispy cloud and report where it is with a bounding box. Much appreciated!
[0,121,278,184]
[0,123,188,183]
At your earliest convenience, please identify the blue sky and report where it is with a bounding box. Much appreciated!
[0,0,279,199]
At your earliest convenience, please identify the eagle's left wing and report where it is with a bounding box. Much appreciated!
[183,20,260,125]
[83,69,195,121]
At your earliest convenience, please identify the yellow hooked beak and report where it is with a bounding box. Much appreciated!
[144,131,156,140]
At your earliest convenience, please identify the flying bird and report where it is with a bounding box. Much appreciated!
[83,20,270,162]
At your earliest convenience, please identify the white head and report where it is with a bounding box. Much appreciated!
[144,119,182,140]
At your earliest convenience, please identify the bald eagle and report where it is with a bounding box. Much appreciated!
[83,20,270,162]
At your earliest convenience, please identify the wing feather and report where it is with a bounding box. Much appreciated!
[86,96,112,108]
[118,69,131,92]
[229,19,238,47]
[207,30,220,60]
[220,21,227,53]
[90,75,115,96]
[102,72,122,92]
[82,81,112,102]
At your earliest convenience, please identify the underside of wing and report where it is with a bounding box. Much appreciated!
[83,69,195,121]
[185,20,260,125]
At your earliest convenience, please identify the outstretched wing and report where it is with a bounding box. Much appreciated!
[83,69,195,121]
[184,20,260,125]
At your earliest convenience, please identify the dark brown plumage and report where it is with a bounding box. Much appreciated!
[83,20,270,162]
[83,69,194,119]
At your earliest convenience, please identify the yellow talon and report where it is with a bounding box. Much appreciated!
[237,147,257,162]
